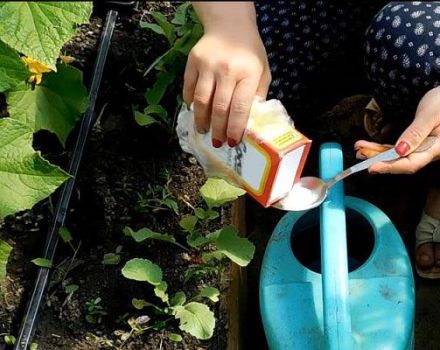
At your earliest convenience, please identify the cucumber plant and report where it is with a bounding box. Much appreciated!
[135,2,203,133]
[0,2,92,281]
[121,178,254,341]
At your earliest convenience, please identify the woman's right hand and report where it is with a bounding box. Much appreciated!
[183,2,271,148]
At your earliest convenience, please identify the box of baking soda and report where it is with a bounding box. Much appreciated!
[176,99,311,208]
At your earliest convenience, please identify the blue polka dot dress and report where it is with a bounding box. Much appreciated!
[255,1,440,125]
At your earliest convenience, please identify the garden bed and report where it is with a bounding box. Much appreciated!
[0,3,248,349]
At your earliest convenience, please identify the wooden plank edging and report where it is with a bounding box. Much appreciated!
[227,196,247,350]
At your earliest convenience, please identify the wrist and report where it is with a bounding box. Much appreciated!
[193,2,257,33]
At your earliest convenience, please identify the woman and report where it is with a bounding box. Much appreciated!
[182,1,440,278]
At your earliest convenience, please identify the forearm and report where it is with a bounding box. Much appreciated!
[192,1,257,33]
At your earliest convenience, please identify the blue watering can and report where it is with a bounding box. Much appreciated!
[260,143,415,349]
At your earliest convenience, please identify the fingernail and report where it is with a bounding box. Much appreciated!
[227,138,237,147]
[197,128,208,134]
[396,141,410,156]
[212,139,222,148]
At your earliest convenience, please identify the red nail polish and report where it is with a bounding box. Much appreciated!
[396,141,410,156]
[227,138,237,147]
[212,139,222,148]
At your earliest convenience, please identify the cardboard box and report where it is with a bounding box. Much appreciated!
[176,100,312,208]
[232,122,311,207]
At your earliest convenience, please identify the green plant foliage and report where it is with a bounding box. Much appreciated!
[124,226,176,244]
[6,63,89,145]
[179,215,198,233]
[170,291,186,306]
[0,118,69,218]
[199,286,220,303]
[200,178,246,209]
[0,1,93,69]
[64,284,79,294]
[154,281,169,304]
[4,335,15,345]
[168,333,183,342]
[121,258,163,285]
[137,2,203,132]
[0,41,28,92]
[31,258,52,268]
[58,226,73,243]
[215,226,255,267]
[102,253,121,265]
[173,302,215,340]
[0,239,12,280]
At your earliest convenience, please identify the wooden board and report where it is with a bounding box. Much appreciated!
[226,196,247,350]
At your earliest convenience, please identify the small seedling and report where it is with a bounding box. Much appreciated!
[121,258,218,340]
[137,170,179,215]
[85,297,107,324]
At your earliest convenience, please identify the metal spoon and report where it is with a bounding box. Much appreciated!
[273,136,438,211]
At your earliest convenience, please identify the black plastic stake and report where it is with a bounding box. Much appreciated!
[14,9,118,350]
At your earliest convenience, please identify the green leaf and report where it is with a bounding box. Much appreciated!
[179,215,198,233]
[151,12,176,45]
[4,335,15,345]
[200,178,246,208]
[173,302,215,340]
[102,253,120,265]
[202,250,224,263]
[162,198,179,215]
[172,2,191,25]
[170,291,186,307]
[0,239,12,280]
[134,111,158,127]
[187,230,220,249]
[199,287,220,302]
[31,258,52,268]
[154,281,169,304]
[0,118,69,218]
[58,226,72,243]
[140,22,166,36]
[132,298,163,313]
[144,104,167,119]
[184,265,217,283]
[0,2,93,70]
[6,64,89,145]
[194,208,205,220]
[145,71,175,105]
[123,226,177,245]
[30,342,39,350]
[215,226,255,267]
[168,333,183,342]
[175,23,203,55]
[121,258,162,285]
[0,41,28,92]
[64,284,79,294]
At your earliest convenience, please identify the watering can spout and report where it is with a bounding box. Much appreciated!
[319,143,353,350]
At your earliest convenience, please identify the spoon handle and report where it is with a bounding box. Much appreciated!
[326,136,438,189]
[326,148,399,188]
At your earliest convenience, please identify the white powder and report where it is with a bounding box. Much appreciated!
[275,181,323,211]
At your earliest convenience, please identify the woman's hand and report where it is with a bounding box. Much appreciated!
[355,87,440,174]
[183,2,271,148]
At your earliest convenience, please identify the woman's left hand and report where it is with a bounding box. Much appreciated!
[355,87,440,174]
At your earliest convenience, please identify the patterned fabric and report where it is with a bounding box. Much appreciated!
[255,1,440,123]
[366,1,440,121]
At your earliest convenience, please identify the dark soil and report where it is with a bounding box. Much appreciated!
[0,2,230,350]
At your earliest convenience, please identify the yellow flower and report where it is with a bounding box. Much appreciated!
[59,55,75,64]
[21,56,52,85]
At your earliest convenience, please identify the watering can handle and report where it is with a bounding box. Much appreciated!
[320,143,353,350]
